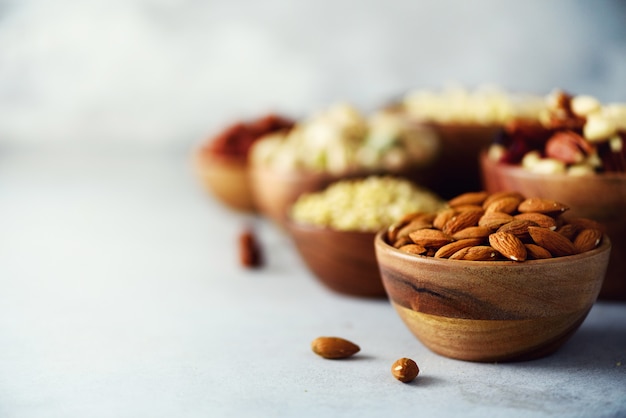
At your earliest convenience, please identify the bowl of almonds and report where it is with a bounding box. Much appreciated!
[374,191,611,362]
[481,91,626,300]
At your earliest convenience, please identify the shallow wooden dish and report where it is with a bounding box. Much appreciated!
[480,151,626,301]
[286,221,384,298]
[375,229,611,362]
[193,149,255,212]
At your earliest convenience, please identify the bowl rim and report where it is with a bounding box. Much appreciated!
[480,150,626,181]
[192,145,249,164]
[285,216,381,236]
[374,227,612,267]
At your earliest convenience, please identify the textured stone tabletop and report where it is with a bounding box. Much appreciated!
[0,149,624,418]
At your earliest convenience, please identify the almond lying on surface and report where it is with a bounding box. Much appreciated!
[311,336,360,359]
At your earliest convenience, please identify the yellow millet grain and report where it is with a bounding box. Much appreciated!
[290,176,445,231]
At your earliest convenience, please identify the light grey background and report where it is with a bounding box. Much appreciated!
[1,0,625,149]
[1,2,626,417]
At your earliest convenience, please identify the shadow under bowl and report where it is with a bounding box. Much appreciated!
[480,151,626,301]
[375,229,611,362]
[193,149,255,212]
[286,220,385,298]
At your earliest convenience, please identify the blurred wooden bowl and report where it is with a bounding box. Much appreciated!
[248,167,332,228]
[249,166,341,227]
[424,123,500,199]
[480,151,626,301]
[250,165,435,228]
[286,220,385,298]
[193,149,255,212]
[375,229,611,362]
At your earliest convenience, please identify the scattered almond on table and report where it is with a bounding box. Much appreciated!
[311,336,360,359]
[238,227,263,268]
[391,358,420,383]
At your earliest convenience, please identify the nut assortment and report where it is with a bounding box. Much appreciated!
[489,90,626,175]
[387,191,605,262]
[197,85,618,374]
[250,103,440,175]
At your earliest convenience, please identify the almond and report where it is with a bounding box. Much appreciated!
[478,212,514,230]
[448,191,489,207]
[391,358,420,383]
[434,238,484,258]
[408,228,454,249]
[485,195,523,214]
[489,232,527,261]
[556,223,582,241]
[573,228,603,253]
[393,191,603,263]
[433,208,456,230]
[452,204,485,213]
[564,217,607,233]
[397,211,436,225]
[442,210,484,235]
[545,131,587,164]
[482,191,525,209]
[514,212,558,230]
[528,226,577,257]
[388,213,437,242]
[518,198,569,215]
[311,336,360,359]
[452,226,492,240]
[399,243,428,256]
[392,235,413,249]
[449,245,498,261]
[394,218,434,240]
[525,243,553,259]
[239,229,263,268]
[496,219,539,240]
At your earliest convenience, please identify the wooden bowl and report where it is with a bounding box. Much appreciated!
[480,151,626,301]
[250,166,340,227]
[423,123,501,199]
[286,221,385,298]
[192,149,255,212]
[250,165,436,228]
[375,229,611,362]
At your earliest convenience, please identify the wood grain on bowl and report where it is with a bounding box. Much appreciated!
[249,166,340,227]
[193,151,255,212]
[375,230,611,362]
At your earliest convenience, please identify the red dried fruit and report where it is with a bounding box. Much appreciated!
[204,114,294,159]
